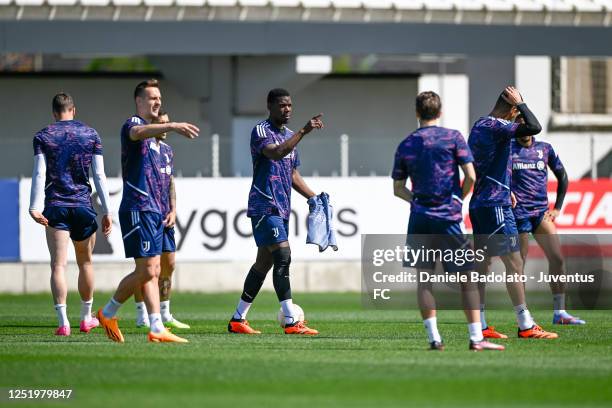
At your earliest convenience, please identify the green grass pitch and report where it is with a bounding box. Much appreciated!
[0,292,611,408]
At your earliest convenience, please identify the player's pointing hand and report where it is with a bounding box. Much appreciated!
[172,122,200,139]
[304,113,324,134]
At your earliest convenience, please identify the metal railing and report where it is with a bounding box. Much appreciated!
[3,132,610,179]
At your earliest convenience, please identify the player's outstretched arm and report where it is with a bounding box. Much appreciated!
[29,154,49,226]
[393,179,414,203]
[91,154,112,237]
[129,122,199,141]
[460,162,476,199]
[292,169,316,199]
[263,114,323,160]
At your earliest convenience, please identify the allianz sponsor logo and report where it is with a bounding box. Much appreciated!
[513,161,536,170]
[513,161,545,171]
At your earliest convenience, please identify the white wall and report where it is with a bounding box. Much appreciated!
[516,56,552,134]
[0,77,208,178]
[516,56,612,179]
[418,74,469,137]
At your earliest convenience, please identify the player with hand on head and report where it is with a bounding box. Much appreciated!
[392,91,504,351]
[511,114,584,325]
[469,86,557,339]
[228,88,323,335]
[97,80,198,343]
[29,93,112,336]
[133,110,190,330]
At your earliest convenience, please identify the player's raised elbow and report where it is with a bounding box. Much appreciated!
[129,128,141,141]
[129,126,148,141]
[525,121,543,136]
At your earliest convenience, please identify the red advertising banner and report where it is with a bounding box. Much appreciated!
[550,179,611,230]
[464,179,612,232]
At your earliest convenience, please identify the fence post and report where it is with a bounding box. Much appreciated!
[340,134,349,177]
[212,133,220,178]
[590,134,597,180]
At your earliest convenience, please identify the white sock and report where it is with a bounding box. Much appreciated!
[468,322,484,342]
[553,294,566,315]
[55,304,69,327]
[135,301,148,322]
[80,298,93,322]
[149,313,164,333]
[102,297,122,319]
[423,317,442,343]
[160,300,172,322]
[479,303,488,329]
[233,299,252,320]
[513,303,535,330]
[280,299,296,325]
[55,303,70,327]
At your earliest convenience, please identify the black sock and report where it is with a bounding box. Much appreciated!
[272,247,292,302]
[240,267,266,303]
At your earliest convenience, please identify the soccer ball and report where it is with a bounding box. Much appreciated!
[276,304,305,328]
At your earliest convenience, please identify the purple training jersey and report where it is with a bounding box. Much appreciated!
[512,139,564,219]
[119,116,164,214]
[33,120,102,208]
[468,116,520,209]
[247,119,300,220]
[392,126,473,222]
[159,141,174,217]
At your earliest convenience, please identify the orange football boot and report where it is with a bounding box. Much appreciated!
[482,326,508,339]
[228,319,261,334]
[518,324,558,339]
[284,321,319,335]
[97,308,124,343]
[148,329,188,343]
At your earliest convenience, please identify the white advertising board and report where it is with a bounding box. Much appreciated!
[20,177,411,262]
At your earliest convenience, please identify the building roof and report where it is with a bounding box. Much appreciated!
[1,0,611,25]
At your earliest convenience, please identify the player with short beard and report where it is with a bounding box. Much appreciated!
[133,110,190,330]
[97,80,198,343]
